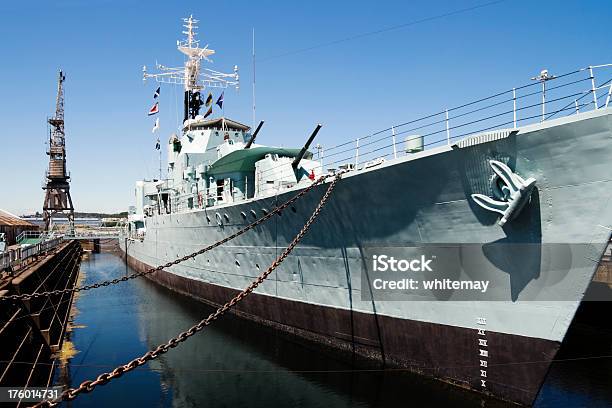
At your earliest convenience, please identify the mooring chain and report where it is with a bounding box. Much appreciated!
[32,172,342,408]
[3,174,333,302]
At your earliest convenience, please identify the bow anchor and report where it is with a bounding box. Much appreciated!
[471,160,536,226]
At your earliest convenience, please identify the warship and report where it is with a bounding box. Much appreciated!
[121,15,612,405]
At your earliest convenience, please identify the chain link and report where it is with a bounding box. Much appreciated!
[3,174,333,302]
[32,172,342,408]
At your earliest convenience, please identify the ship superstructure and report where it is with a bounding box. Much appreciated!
[132,16,321,234]
[123,16,612,406]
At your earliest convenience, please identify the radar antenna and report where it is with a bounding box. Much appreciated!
[143,15,239,122]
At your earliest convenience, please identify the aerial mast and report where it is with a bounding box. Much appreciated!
[252,27,256,131]
[43,70,75,234]
[143,15,239,124]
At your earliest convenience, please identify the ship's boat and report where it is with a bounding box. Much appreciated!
[122,15,612,405]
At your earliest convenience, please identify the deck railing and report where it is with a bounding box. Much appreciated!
[15,230,46,244]
[0,236,64,272]
[312,64,612,173]
[64,227,123,239]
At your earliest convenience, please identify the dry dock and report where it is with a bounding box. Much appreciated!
[0,239,82,399]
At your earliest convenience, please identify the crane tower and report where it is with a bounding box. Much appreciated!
[42,70,75,234]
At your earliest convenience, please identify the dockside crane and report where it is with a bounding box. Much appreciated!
[42,70,75,235]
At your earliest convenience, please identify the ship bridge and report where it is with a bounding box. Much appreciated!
[183,117,250,132]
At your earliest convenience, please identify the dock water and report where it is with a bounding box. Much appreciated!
[54,252,612,407]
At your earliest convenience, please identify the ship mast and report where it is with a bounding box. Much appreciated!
[143,15,239,123]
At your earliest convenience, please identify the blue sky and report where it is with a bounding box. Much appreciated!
[0,0,610,214]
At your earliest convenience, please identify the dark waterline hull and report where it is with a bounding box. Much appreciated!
[125,253,558,405]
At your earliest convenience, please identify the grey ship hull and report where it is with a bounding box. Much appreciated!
[121,109,612,405]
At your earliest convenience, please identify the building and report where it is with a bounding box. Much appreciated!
[0,209,38,246]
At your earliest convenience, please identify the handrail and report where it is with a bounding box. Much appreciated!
[319,97,606,174]
[16,230,44,244]
[194,65,612,185]
[317,66,612,172]
[0,236,65,271]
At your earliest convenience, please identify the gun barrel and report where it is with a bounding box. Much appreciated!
[292,124,322,170]
[245,120,265,149]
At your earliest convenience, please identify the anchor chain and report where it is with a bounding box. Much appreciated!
[3,174,332,302]
[33,172,342,408]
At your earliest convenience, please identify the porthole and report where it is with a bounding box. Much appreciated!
[224,213,230,222]
[235,260,240,267]
[215,213,223,226]
[291,206,297,213]
[255,263,260,270]
[250,209,257,218]
[262,208,268,215]
[241,211,247,219]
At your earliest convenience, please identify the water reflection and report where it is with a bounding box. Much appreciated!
[535,300,612,408]
[60,253,612,408]
[134,272,489,408]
